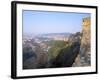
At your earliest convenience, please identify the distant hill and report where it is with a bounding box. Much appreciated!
[41,32,71,35]
[37,33,72,38]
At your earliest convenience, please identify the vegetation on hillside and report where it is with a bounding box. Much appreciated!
[48,40,67,60]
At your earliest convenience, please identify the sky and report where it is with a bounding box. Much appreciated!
[23,10,90,34]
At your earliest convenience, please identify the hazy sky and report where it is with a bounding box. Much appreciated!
[23,10,90,34]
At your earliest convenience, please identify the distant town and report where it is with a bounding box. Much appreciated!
[23,33,71,54]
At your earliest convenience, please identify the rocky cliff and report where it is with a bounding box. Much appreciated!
[73,17,91,66]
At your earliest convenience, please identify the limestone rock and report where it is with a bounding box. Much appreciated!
[74,17,91,66]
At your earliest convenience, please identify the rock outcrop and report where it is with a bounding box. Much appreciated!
[74,17,91,66]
